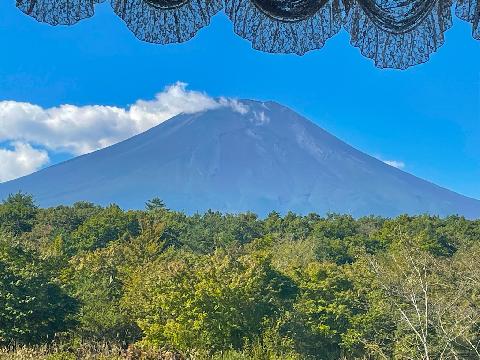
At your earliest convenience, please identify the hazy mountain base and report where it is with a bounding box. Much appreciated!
[0,194,479,360]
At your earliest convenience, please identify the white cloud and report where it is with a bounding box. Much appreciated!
[0,82,247,156]
[375,154,406,169]
[383,159,405,169]
[252,111,270,125]
[221,98,249,115]
[0,142,49,182]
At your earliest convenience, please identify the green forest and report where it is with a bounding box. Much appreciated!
[0,193,479,359]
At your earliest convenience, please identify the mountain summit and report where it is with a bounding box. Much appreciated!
[1,100,479,217]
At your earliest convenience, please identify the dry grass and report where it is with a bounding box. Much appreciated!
[0,344,369,360]
[0,344,190,360]
[0,344,121,359]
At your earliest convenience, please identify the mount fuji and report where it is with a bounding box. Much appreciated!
[1,100,479,218]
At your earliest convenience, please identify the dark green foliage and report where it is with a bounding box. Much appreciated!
[35,202,101,236]
[145,197,167,211]
[123,250,298,351]
[289,262,359,359]
[0,237,77,345]
[0,193,38,235]
[0,195,479,359]
[63,244,141,343]
[68,204,140,253]
[375,215,458,256]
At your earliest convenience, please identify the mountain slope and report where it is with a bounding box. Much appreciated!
[1,100,479,218]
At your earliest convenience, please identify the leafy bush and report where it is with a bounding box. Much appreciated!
[0,238,77,345]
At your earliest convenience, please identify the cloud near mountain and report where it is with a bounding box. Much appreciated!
[0,82,247,181]
[0,142,49,182]
[382,159,406,169]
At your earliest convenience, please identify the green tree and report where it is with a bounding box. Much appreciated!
[289,262,361,359]
[35,202,101,236]
[0,237,77,345]
[63,243,141,343]
[145,197,168,212]
[68,205,139,253]
[123,249,297,352]
[376,215,457,256]
[0,193,38,236]
[350,243,480,359]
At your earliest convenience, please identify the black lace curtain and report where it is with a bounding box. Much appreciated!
[15,0,479,69]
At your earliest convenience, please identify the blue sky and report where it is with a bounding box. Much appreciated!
[0,1,479,199]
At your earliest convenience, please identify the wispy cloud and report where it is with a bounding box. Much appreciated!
[252,111,270,125]
[382,159,406,169]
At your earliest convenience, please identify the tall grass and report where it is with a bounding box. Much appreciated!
[0,343,369,359]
